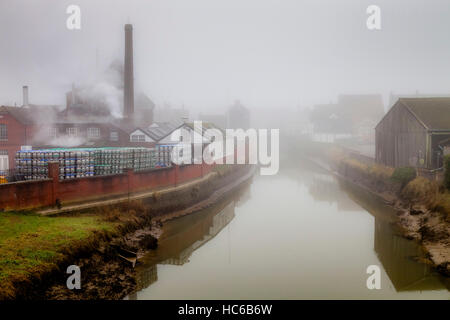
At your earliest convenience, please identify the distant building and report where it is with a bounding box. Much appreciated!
[337,94,385,143]
[375,98,450,169]
[134,92,155,127]
[311,94,385,144]
[310,103,352,143]
[154,103,189,123]
[227,100,250,129]
[199,113,227,129]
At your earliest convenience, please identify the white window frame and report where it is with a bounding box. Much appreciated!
[66,127,77,137]
[87,127,100,139]
[48,127,57,138]
[131,134,146,142]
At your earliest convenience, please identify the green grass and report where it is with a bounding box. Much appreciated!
[0,212,115,292]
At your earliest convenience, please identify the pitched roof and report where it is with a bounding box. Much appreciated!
[388,92,450,108]
[0,106,37,125]
[0,105,64,125]
[146,121,184,141]
[399,98,450,130]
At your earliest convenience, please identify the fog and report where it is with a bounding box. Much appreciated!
[2,0,450,119]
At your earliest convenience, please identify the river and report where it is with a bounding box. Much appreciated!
[127,159,449,299]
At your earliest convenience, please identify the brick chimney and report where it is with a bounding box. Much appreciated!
[124,24,134,120]
[65,83,76,115]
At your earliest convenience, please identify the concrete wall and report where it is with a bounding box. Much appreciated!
[0,162,214,211]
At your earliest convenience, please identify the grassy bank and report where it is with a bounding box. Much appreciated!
[0,211,117,298]
[0,165,234,291]
[0,164,251,299]
[332,148,450,221]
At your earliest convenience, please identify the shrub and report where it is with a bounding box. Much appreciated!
[391,167,416,187]
[367,164,394,181]
[401,176,438,206]
[444,155,450,190]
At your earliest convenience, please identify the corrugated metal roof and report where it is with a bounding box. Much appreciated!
[399,98,450,130]
[146,120,184,140]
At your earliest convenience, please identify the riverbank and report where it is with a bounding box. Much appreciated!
[327,148,450,277]
[0,164,254,300]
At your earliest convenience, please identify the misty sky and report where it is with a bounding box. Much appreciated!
[1,0,450,113]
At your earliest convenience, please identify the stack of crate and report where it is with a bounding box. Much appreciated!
[15,150,33,180]
[57,149,96,180]
[19,150,51,180]
[132,148,158,171]
[156,145,173,167]
[16,147,163,180]
[94,148,134,175]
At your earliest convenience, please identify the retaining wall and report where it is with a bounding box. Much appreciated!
[0,162,214,211]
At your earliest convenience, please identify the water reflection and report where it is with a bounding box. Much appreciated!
[128,187,248,299]
[374,218,447,291]
[128,159,448,299]
[160,201,235,266]
[335,176,448,291]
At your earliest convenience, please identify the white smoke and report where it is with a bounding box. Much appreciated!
[77,81,123,118]
[75,60,124,118]
[47,135,86,148]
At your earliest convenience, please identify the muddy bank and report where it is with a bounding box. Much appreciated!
[329,155,450,277]
[43,219,161,300]
[16,165,254,300]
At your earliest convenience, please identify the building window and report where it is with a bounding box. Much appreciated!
[110,131,119,142]
[48,127,57,138]
[131,134,145,142]
[0,124,7,141]
[66,127,77,137]
[87,127,100,139]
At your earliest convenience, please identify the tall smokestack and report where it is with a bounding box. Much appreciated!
[124,24,134,119]
[22,85,29,107]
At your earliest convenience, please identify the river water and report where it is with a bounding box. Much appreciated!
[128,159,449,299]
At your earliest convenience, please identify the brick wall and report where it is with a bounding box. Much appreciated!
[0,162,214,211]
[0,112,28,169]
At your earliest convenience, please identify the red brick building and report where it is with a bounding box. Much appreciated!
[0,106,36,170]
[1,24,157,171]
[0,105,156,170]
